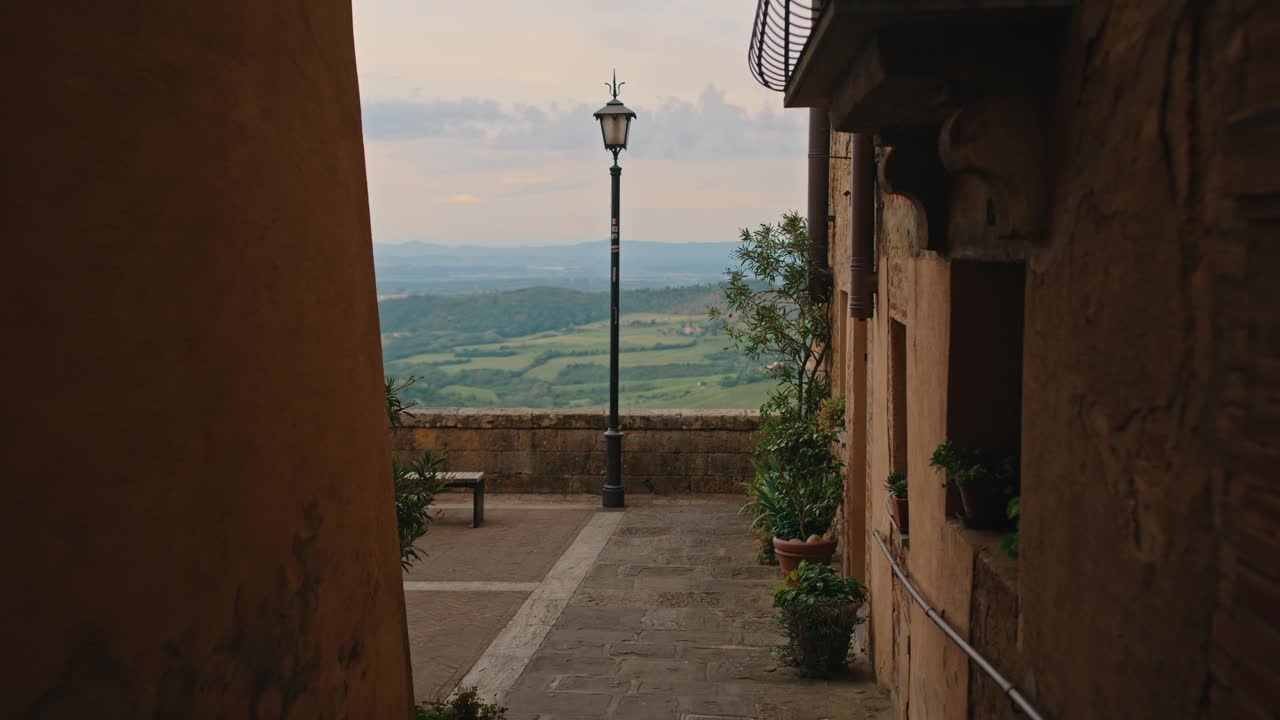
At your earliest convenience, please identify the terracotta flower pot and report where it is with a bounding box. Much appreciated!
[773,536,838,577]
[890,496,909,534]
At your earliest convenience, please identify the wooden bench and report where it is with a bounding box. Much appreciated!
[440,471,485,528]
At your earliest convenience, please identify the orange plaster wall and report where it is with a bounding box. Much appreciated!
[4,3,413,716]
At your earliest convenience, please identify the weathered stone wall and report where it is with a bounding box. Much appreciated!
[1020,3,1276,718]
[835,2,1278,719]
[394,409,760,494]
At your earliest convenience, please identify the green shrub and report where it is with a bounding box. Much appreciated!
[773,563,867,677]
[394,450,445,569]
[710,212,832,418]
[415,688,507,720]
[387,375,444,569]
[386,375,420,428]
[743,397,844,542]
[745,451,843,541]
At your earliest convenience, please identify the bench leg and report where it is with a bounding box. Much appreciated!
[473,480,484,528]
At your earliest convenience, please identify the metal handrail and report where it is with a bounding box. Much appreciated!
[871,529,1048,720]
[748,0,822,91]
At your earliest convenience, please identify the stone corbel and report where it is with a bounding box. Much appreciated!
[939,97,1049,246]
[878,126,949,255]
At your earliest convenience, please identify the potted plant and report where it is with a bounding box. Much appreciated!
[744,398,845,575]
[928,440,1017,530]
[885,471,908,533]
[746,452,844,575]
[717,213,844,575]
[773,562,867,677]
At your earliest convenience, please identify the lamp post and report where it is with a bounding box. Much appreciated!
[593,71,636,509]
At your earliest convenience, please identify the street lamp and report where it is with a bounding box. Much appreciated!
[593,71,636,509]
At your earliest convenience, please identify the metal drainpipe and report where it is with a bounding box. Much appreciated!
[808,109,831,301]
[849,133,874,320]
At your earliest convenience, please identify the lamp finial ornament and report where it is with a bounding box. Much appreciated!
[607,69,624,100]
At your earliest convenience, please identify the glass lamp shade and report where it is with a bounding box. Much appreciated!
[600,114,631,149]
[593,99,636,152]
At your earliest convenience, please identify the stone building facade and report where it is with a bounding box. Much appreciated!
[758,1,1277,718]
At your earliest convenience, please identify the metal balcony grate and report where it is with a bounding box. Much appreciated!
[748,0,823,91]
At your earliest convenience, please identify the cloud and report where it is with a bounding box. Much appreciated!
[361,98,502,141]
[500,176,551,185]
[440,193,479,204]
[360,85,804,160]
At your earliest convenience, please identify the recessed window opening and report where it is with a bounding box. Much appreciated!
[943,261,1025,536]
[888,319,909,534]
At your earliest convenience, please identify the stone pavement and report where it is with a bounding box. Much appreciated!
[405,499,597,701]
[493,497,892,720]
[404,495,891,718]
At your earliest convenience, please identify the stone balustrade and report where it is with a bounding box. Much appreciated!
[393,408,760,494]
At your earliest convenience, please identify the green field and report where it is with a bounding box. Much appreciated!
[379,286,775,409]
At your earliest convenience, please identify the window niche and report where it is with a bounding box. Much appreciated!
[944,260,1025,533]
[887,319,909,535]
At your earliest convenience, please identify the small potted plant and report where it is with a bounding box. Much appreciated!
[885,471,908,533]
[928,440,1017,530]
[744,404,845,576]
[773,562,867,677]
[746,454,844,575]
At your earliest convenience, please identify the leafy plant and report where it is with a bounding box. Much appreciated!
[415,687,507,720]
[719,214,845,552]
[394,450,446,569]
[745,454,843,542]
[928,440,1017,490]
[773,562,867,677]
[885,471,908,499]
[386,375,420,428]
[742,393,846,533]
[387,375,444,569]
[710,212,832,423]
[1000,496,1021,559]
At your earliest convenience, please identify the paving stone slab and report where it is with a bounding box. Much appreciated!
[607,641,678,659]
[612,695,680,719]
[405,590,528,703]
[405,508,593,583]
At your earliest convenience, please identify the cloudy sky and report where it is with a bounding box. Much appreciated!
[352,0,807,246]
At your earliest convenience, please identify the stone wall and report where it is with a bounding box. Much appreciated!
[825,2,1279,719]
[394,409,760,494]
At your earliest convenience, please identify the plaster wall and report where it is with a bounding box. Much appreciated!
[839,2,1277,719]
[3,3,412,717]
[1018,2,1277,717]
[394,409,759,494]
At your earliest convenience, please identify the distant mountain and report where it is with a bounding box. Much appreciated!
[373,240,739,295]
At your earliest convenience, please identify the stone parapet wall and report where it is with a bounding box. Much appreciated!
[394,408,760,494]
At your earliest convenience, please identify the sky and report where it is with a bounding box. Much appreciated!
[352,0,807,246]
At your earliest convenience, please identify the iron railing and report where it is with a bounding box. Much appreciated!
[748,0,823,91]
[872,529,1048,720]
